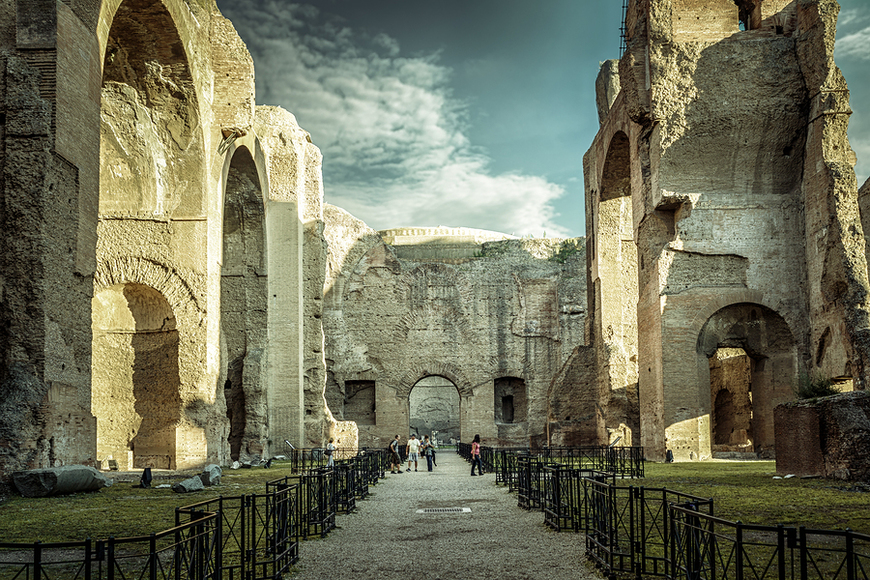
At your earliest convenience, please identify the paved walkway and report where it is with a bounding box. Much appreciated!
[292,451,604,580]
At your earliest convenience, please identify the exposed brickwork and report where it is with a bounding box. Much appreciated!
[775,392,870,481]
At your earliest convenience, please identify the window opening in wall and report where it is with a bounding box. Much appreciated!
[494,377,527,424]
[734,0,760,31]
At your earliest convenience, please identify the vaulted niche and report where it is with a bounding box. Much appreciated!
[99,0,203,217]
[221,146,267,462]
[94,0,208,470]
[409,376,460,443]
[709,348,753,451]
[698,303,796,456]
[92,284,181,469]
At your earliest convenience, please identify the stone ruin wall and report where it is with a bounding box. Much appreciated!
[587,0,870,461]
[2,0,870,480]
[0,0,328,479]
[318,206,606,449]
[775,391,870,481]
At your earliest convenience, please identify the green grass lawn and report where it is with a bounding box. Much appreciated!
[637,461,870,534]
[0,463,305,543]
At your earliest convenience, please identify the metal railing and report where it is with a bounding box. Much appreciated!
[0,514,220,580]
[302,467,336,538]
[668,506,870,580]
[457,444,645,482]
[175,476,301,580]
[0,447,394,580]
[583,479,870,580]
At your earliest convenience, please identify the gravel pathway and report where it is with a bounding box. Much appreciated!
[291,451,604,580]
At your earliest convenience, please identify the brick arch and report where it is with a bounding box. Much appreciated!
[486,357,528,381]
[396,362,474,399]
[97,0,200,76]
[94,256,205,329]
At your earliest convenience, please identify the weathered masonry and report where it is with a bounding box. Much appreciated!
[0,0,868,480]
[317,216,594,449]
[0,0,325,476]
[586,0,870,461]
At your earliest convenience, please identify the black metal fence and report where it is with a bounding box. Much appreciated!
[667,506,870,580]
[457,444,645,482]
[0,514,221,580]
[583,480,870,580]
[0,448,390,580]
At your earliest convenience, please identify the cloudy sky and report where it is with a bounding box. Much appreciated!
[216,0,869,239]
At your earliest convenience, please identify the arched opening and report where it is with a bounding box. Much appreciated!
[99,0,202,217]
[698,303,796,456]
[95,0,210,469]
[221,146,267,462]
[92,284,181,470]
[594,130,638,431]
[409,376,460,445]
[709,348,753,450]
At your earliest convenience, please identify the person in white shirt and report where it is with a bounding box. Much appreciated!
[326,438,336,467]
[406,434,421,472]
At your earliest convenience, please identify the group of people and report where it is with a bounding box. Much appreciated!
[389,434,437,473]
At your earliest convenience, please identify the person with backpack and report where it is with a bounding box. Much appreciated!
[389,435,403,473]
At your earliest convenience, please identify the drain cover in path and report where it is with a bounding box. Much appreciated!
[416,507,472,514]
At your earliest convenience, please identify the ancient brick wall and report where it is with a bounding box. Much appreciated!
[321,208,590,448]
[775,391,870,481]
[588,0,869,461]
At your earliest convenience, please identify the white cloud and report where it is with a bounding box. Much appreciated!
[839,8,860,27]
[220,1,570,238]
[836,25,870,60]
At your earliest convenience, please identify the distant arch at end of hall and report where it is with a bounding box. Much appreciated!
[396,362,473,399]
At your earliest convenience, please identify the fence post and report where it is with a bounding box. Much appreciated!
[249,494,258,576]
[33,541,41,580]
[215,512,223,580]
[630,486,637,579]
[84,538,92,580]
[777,524,786,580]
[736,522,744,580]
[846,529,855,580]
[799,526,807,580]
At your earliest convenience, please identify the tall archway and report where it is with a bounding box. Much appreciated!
[95,0,211,469]
[221,146,267,462]
[92,284,181,469]
[591,130,638,442]
[697,303,797,455]
[409,376,460,444]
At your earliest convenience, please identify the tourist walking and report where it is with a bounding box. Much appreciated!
[389,435,403,473]
[470,434,484,476]
[326,438,336,467]
[421,435,435,471]
[406,434,421,472]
